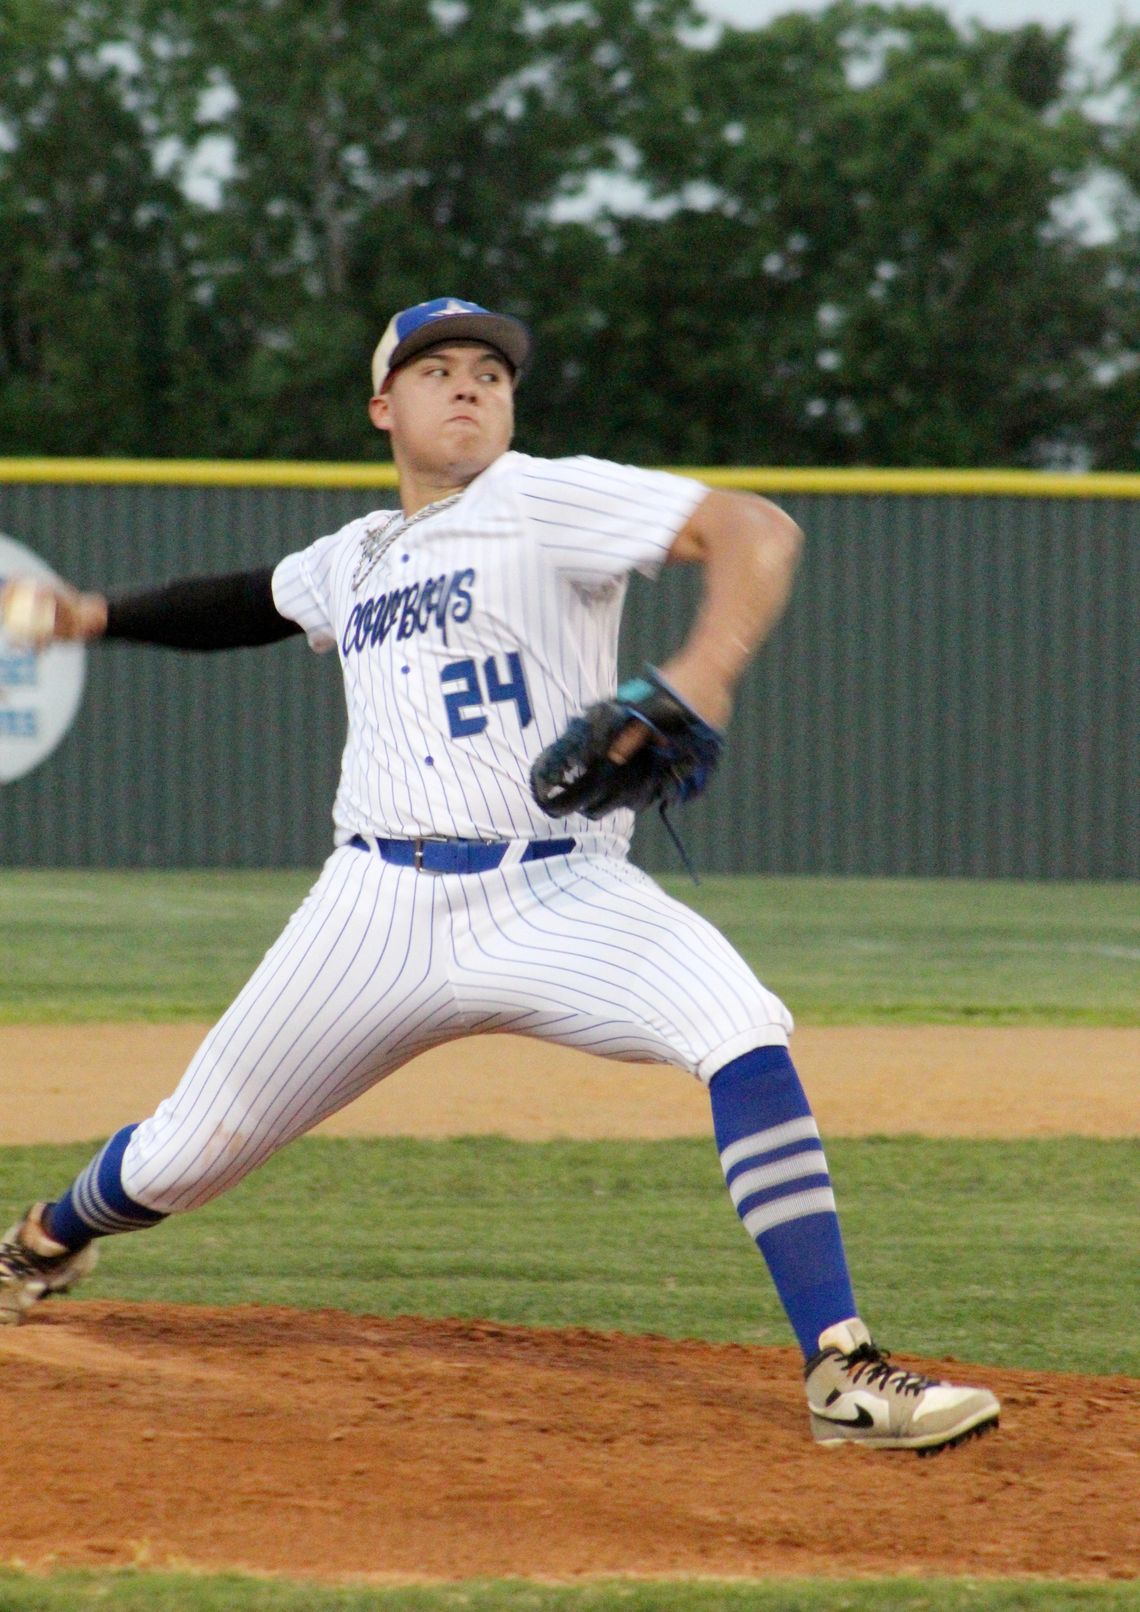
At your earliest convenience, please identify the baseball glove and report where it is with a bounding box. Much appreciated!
[530,665,724,820]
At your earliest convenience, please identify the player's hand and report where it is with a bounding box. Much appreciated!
[0,578,108,649]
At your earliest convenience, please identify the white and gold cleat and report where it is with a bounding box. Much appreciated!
[805,1318,1000,1455]
[0,1203,98,1325]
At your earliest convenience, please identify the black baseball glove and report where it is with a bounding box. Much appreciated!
[530,665,724,820]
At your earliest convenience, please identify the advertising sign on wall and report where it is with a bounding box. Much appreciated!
[0,533,87,784]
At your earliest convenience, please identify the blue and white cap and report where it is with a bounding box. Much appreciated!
[370,297,533,393]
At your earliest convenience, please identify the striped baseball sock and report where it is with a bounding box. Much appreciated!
[41,1124,166,1248]
[709,1046,857,1359]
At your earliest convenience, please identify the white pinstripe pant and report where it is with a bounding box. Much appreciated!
[120,844,793,1214]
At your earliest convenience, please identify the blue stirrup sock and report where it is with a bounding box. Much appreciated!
[41,1124,166,1249]
[709,1046,858,1359]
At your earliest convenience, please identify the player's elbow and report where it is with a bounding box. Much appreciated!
[734,492,803,582]
[759,499,804,572]
[671,487,803,570]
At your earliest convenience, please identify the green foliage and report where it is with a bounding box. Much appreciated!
[1,1135,1135,1375]
[79,0,701,460]
[579,6,1107,467]
[0,2,200,454]
[0,1569,1137,1611]
[1,871,1135,1024]
[0,0,1134,465]
[1077,20,1140,470]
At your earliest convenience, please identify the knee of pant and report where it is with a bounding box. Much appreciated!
[697,1024,792,1085]
[121,1118,258,1216]
[709,1044,797,1090]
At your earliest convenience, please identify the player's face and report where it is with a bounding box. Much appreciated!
[370,344,515,488]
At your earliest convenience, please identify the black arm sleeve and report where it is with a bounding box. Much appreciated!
[103,566,304,651]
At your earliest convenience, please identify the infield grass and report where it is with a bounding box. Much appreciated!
[0,871,1137,1024]
[1,1134,1134,1376]
[0,1572,1136,1612]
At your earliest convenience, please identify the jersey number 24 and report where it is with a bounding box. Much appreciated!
[441,653,533,738]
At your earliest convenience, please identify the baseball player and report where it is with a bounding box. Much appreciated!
[0,297,999,1453]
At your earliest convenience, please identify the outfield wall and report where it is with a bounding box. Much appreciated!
[1,460,1136,877]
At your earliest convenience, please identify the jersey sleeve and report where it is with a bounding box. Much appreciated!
[271,528,352,653]
[512,455,708,587]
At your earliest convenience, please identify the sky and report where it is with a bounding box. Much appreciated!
[698,0,1128,71]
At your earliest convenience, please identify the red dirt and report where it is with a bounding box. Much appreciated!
[1,1302,1136,1582]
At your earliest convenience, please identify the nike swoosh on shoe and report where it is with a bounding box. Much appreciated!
[811,1404,875,1429]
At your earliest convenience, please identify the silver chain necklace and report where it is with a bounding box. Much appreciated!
[350,491,464,591]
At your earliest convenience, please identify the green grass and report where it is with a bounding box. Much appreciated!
[0,871,1136,1024]
[0,870,311,1023]
[664,875,1140,1025]
[2,1135,1134,1377]
[0,1572,1136,1612]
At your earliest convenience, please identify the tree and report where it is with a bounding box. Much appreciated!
[114,0,700,457]
[540,3,1111,467]
[0,0,1124,466]
[1081,21,1140,469]
[0,0,202,453]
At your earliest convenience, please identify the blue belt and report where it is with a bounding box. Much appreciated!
[348,834,575,873]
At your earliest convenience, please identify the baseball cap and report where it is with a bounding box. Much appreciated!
[371,297,533,393]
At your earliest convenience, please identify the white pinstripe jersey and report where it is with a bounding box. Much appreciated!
[272,450,707,848]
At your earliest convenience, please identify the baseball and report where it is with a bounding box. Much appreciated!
[1,579,58,649]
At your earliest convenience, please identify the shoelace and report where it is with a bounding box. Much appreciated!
[844,1342,936,1399]
[0,1239,48,1280]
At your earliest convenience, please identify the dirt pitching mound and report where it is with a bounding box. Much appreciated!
[1,1302,1135,1582]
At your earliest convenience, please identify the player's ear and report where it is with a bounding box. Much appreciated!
[368,393,392,432]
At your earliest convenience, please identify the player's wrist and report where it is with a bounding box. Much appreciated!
[55,590,108,641]
[654,654,735,731]
[73,592,109,640]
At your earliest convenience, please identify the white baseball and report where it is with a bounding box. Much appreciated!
[2,579,58,649]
